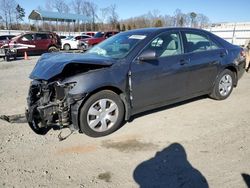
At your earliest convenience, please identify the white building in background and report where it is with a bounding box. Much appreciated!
[205,22,250,46]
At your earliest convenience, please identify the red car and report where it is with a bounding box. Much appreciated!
[10,32,61,55]
[83,31,119,47]
[81,32,97,37]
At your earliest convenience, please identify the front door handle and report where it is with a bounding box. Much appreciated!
[220,52,226,58]
[180,59,189,65]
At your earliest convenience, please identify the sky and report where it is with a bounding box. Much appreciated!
[18,0,250,23]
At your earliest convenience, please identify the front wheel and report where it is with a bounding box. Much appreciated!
[210,69,235,100]
[79,90,124,137]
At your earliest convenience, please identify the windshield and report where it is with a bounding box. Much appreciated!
[86,33,147,59]
[64,36,74,40]
[94,32,104,38]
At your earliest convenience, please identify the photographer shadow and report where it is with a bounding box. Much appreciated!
[133,143,208,188]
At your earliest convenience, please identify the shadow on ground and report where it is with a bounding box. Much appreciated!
[242,173,250,188]
[133,143,208,188]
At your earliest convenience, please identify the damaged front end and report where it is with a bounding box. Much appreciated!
[26,80,78,135]
[26,52,115,135]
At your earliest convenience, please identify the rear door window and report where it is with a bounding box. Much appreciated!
[184,32,219,53]
[36,33,49,40]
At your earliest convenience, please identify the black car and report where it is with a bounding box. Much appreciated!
[26,28,245,137]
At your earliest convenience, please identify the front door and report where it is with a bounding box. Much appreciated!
[130,31,189,111]
[17,34,35,54]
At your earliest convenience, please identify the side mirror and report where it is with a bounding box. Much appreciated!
[138,49,157,61]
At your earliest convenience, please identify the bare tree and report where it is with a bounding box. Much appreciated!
[107,4,119,30]
[81,1,98,30]
[163,15,175,27]
[0,0,17,29]
[72,0,82,14]
[196,13,209,28]
[72,0,83,31]
[37,6,44,11]
[45,0,53,10]
[99,7,109,30]
[63,4,70,13]
[46,0,70,13]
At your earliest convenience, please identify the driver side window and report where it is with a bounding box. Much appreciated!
[21,34,34,41]
[145,32,182,58]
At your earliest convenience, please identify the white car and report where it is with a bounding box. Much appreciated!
[61,35,92,50]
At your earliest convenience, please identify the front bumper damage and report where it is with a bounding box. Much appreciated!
[26,80,84,135]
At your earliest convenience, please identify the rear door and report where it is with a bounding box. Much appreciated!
[131,31,189,111]
[181,30,225,95]
[34,33,50,52]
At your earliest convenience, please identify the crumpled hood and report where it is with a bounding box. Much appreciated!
[30,53,115,80]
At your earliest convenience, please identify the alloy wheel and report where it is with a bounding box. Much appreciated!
[219,74,233,96]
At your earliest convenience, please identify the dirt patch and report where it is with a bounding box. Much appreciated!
[102,139,157,152]
[0,113,27,123]
[98,172,112,182]
[56,145,97,155]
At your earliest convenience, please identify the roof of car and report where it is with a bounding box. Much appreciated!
[124,27,208,34]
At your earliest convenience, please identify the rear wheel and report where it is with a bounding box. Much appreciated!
[63,44,71,51]
[48,46,58,53]
[210,69,235,100]
[79,90,124,137]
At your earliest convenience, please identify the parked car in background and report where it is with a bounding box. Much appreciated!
[0,35,15,47]
[10,32,61,55]
[82,32,97,37]
[61,35,92,50]
[26,27,245,137]
[59,35,67,39]
[83,31,119,48]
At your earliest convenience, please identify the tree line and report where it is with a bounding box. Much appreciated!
[0,0,25,30]
[0,0,210,32]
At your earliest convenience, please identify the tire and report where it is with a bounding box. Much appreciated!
[28,120,50,135]
[210,69,235,100]
[48,46,58,53]
[79,90,124,137]
[27,108,50,135]
[63,44,71,51]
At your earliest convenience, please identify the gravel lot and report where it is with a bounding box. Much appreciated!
[0,56,250,188]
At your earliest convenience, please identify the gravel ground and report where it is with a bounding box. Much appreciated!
[0,56,250,188]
